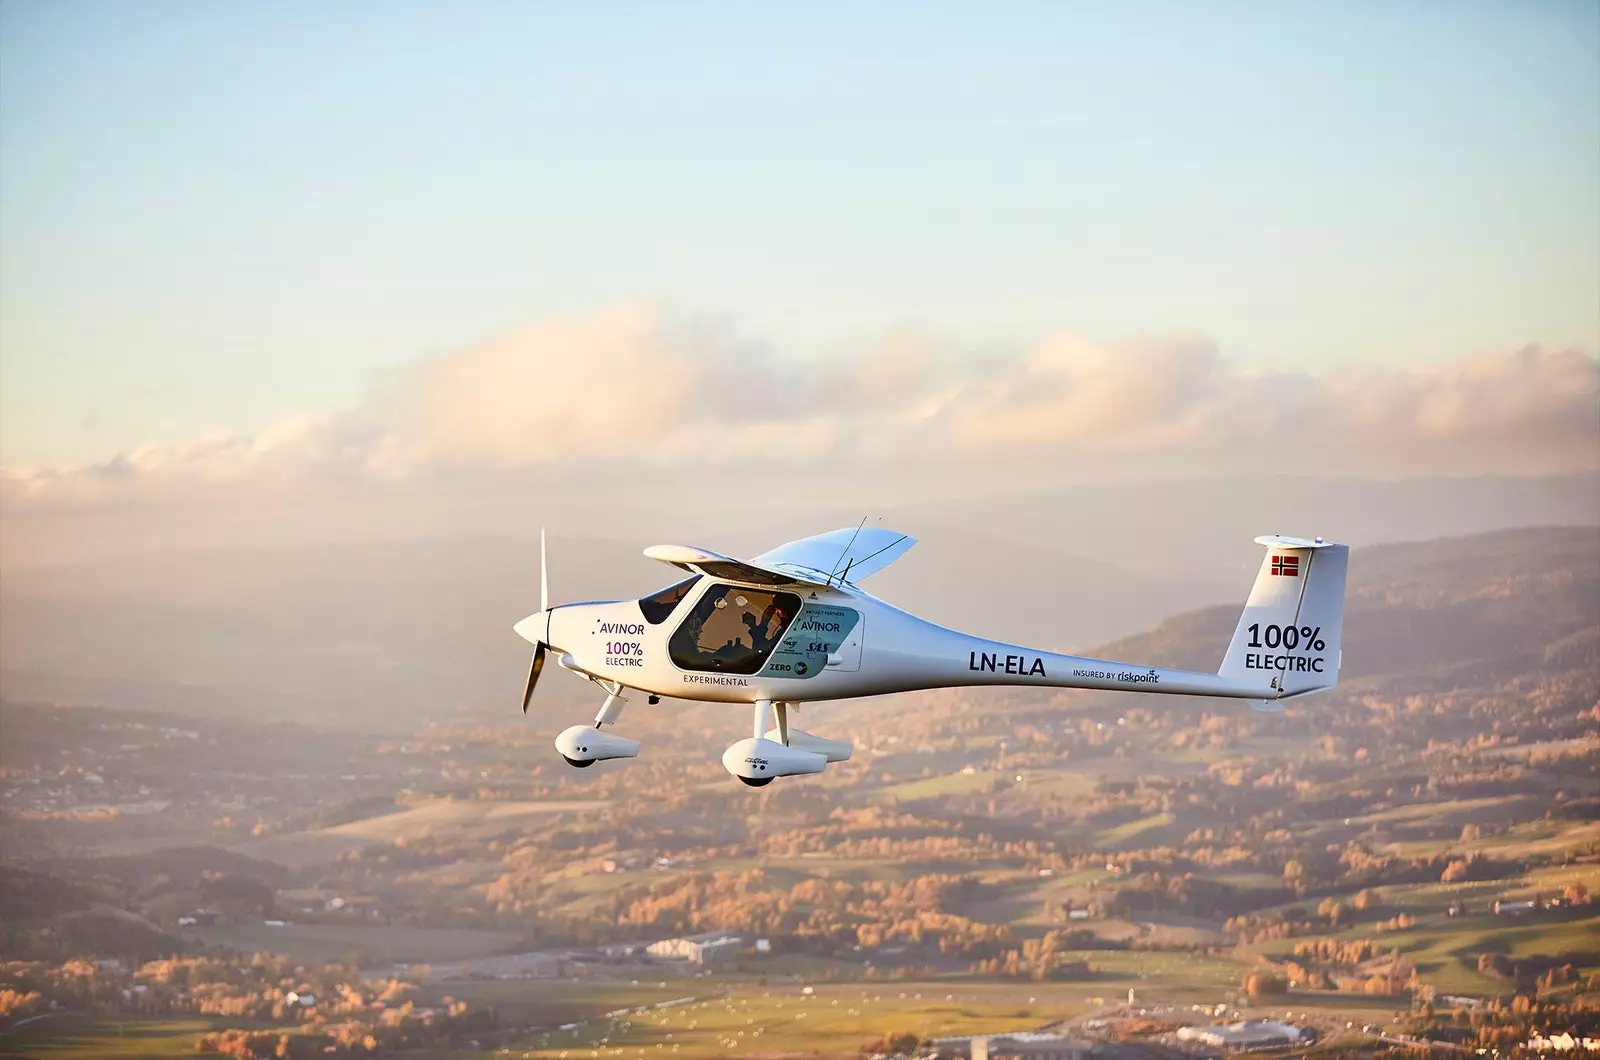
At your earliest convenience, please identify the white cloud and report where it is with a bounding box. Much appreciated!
[381,305,707,469]
[2,305,1596,511]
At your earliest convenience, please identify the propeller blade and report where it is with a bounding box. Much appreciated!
[521,642,546,713]
[540,527,549,613]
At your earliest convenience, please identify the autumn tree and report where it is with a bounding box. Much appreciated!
[1477,953,1513,980]
[1244,971,1289,997]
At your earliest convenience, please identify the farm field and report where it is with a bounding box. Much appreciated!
[184,921,523,965]
[422,978,698,1027]
[233,798,609,864]
[473,980,1120,1059]
[1248,887,1600,998]
[0,1015,237,1060]
[4,527,1596,1058]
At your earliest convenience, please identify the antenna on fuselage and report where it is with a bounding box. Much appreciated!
[828,516,869,587]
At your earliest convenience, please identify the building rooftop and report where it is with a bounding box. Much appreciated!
[1176,1019,1307,1047]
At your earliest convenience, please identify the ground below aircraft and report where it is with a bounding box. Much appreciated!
[516,527,1347,786]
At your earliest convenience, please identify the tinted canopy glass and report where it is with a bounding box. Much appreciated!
[669,584,801,674]
[638,576,702,625]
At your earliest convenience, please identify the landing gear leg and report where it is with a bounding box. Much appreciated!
[724,699,826,787]
[594,689,626,729]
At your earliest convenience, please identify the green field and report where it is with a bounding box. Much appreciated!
[186,920,522,965]
[876,769,998,802]
[424,978,697,1026]
[476,981,1116,1058]
[232,797,610,864]
[460,969,1440,1059]
[1093,812,1179,849]
[1248,882,1600,998]
[0,1015,232,1059]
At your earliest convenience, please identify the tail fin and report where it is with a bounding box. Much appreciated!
[1219,536,1349,700]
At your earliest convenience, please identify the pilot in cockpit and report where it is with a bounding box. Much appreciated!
[741,612,771,653]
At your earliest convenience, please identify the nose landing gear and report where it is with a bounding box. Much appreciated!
[554,684,640,767]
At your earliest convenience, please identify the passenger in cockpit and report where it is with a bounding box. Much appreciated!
[742,612,771,654]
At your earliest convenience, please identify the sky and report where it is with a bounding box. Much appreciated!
[0,1,1597,540]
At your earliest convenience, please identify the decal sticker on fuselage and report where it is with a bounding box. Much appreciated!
[603,639,645,667]
[1070,666,1160,685]
[1241,622,1328,673]
[759,603,860,680]
[970,651,1048,677]
[596,616,648,668]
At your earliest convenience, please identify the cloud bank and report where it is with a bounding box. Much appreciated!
[4,303,1596,510]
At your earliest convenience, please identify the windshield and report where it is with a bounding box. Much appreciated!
[638,576,702,624]
[668,584,802,675]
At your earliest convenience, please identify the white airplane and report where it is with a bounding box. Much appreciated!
[515,528,1348,786]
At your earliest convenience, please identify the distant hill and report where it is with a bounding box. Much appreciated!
[2,470,1595,730]
[566,525,1600,754]
[864,524,1600,757]
[44,845,290,893]
[0,865,188,962]
[0,527,1230,727]
[1086,526,1599,682]
[880,472,1600,577]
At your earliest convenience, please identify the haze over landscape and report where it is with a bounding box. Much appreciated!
[1,2,1597,1058]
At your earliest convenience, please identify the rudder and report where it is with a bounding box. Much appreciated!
[1218,536,1348,699]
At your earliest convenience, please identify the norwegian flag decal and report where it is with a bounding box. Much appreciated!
[1271,554,1300,577]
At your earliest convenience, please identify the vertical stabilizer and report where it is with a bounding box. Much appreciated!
[1218,536,1348,698]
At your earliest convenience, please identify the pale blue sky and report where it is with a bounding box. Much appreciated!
[2,0,1596,466]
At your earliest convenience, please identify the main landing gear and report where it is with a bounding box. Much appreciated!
[721,700,853,786]
[552,691,854,784]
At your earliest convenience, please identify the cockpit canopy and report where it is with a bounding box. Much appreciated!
[667,584,801,675]
[637,576,803,675]
[638,575,700,624]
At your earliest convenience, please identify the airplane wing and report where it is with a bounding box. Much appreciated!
[752,527,917,585]
[642,544,832,588]
[642,527,917,589]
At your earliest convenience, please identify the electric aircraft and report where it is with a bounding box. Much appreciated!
[515,528,1348,786]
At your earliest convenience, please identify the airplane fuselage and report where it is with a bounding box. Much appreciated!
[513,528,1349,783]
[523,576,1289,707]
